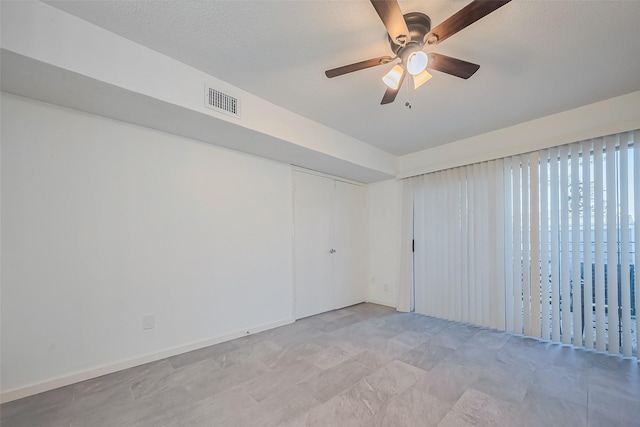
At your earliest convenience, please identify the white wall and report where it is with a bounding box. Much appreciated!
[0,93,294,400]
[366,179,402,307]
[398,90,640,178]
[1,1,396,182]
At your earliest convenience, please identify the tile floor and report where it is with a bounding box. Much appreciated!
[1,303,639,427]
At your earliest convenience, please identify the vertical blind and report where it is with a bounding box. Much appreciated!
[413,160,507,330]
[406,130,639,357]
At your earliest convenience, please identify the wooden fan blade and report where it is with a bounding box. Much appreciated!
[325,56,394,78]
[424,0,511,47]
[370,0,411,46]
[381,67,406,105]
[427,53,480,79]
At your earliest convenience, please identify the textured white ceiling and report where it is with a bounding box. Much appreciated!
[45,0,640,156]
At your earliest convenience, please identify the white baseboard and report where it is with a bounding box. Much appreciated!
[365,298,397,309]
[1,317,294,403]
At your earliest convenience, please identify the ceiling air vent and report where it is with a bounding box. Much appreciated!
[204,84,240,118]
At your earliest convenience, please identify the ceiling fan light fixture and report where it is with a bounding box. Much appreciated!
[413,69,432,89]
[382,64,404,89]
[324,0,512,105]
[406,51,428,75]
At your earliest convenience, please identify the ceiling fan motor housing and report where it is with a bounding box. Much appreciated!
[388,12,431,59]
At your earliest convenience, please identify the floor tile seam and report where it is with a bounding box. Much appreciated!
[175,383,261,414]
[404,361,431,378]
[316,372,378,412]
[169,348,231,370]
[586,382,640,404]
[359,375,416,404]
[466,380,528,405]
[178,363,271,405]
[351,360,423,404]
[353,357,390,372]
[281,384,323,410]
[299,366,373,404]
[225,364,273,394]
[249,363,323,394]
[128,377,180,402]
[222,354,273,371]
[260,339,284,352]
[586,367,640,382]
[127,384,136,403]
[335,316,376,329]
[166,357,224,379]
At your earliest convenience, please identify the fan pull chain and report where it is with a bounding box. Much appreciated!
[405,76,412,109]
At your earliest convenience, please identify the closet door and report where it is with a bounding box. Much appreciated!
[333,180,367,308]
[293,171,335,319]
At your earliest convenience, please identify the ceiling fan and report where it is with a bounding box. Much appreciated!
[325,0,511,105]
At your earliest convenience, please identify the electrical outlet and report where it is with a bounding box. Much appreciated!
[383,283,389,292]
[143,314,155,330]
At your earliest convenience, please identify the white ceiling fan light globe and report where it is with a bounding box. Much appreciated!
[413,69,433,89]
[406,51,428,75]
[382,65,404,89]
